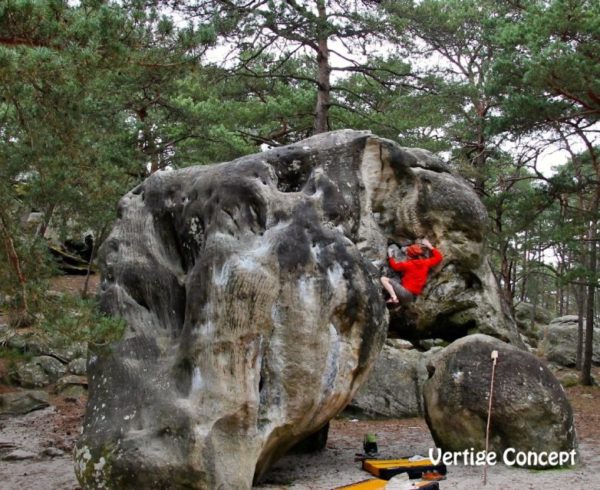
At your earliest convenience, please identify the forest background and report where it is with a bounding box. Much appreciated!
[0,0,598,383]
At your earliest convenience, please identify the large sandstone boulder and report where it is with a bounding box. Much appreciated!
[403,262,519,345]
[423,334,578,467]
[349,339,441,418]
[514,302,553,347]
[538,316,600,367]
[374,153,519,345]
[75,130,519,489]
[515,302,553,330]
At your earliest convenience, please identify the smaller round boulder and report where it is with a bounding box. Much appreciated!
[538,316,600,367]
[67,357,87,375]
[11,361,50,388]
[423,334,578,468]
[350,340,442,418]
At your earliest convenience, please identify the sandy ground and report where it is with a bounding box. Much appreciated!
[0,395,85,490]
[255,408,600,490]
[0,386,599,490]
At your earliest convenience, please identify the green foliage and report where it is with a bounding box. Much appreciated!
[0,347,34,366]
[169,60,317,159]
[172,0,406,137]
[331,57,451,150]
[0,0,598,331]
[40,294,126,347]
[0,1,131,314]
[383,0,517,194]
[0,0,217,318]
[492,0,600,130]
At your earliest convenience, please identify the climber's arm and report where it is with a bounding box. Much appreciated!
[389,256,408,272]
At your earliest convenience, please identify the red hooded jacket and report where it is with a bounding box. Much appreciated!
[388,247,443,295]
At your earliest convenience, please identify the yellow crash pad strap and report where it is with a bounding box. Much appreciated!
[334,478,388,489]
[362,458,447,480]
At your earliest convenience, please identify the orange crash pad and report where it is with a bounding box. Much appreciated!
[362,458,447,480]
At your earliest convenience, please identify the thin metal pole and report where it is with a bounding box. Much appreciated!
[483,350,498,486]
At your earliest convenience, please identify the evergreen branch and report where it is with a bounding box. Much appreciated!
[331,85,378,109]
[0,36,50,48]
[235,42,274,71]
[236,69,319,86]
[331,65,423,92]
[136,59,195,68]
[549,75,600,114]
[235,125,304,147]
[328,101,402,134]
[284,0,318,23]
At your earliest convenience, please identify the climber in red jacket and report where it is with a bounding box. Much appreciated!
[381,238,443,305]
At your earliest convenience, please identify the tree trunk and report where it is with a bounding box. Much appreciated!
[530,272,538,331]
[499,247,513,305]
[571,130,599,384]
[35,203,55,240]
[473,137,486,197]
[82,239,97,298]
[136,107,160,175]
[575,235,589,370]
[576,282,585,370]
[0,213,29,319]
[581,220,597,386]
[82,225,109,297]
[313,0,330,134]
[468,99,490,197]
[520,228,529,302]
[557,252,565,315]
